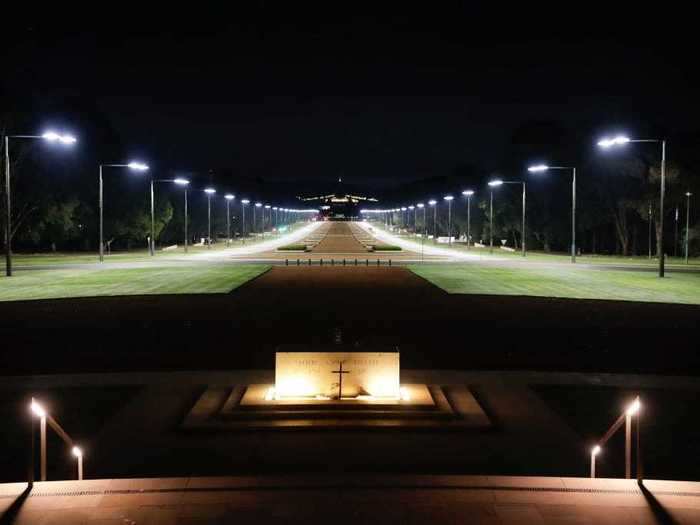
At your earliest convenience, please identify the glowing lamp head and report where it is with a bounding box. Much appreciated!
[30,399,46,418]
[265,205,271,209]
[462,190,475,196]
[241,199,250,205]
[255,202,262,207]
[428,200,437,206]
[204,188,216,195]
[528,165,549,173]
[173,178,190,186]
[273,206,278,210]
[417,203,424,208]
[408,205,415,210]
[127,162,149,171]
[626,398,641,416]
[225,194,235,200]
[401,207,407,211]
[488,180,504,187]
[686,192,693,197]
[598,135,630,148]
[71,446,83,458]
[443,195,454,201]
[591,445,601,456]
[42,131,77,144]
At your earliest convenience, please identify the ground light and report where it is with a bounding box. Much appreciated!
[528,164,577,262]
[590,445,601,478]
[5,130,77,276]
[29,397,85,482]
[590,396,642,480]
[98,161,149,262]
[598,134,667,277]
[72,446,84,480]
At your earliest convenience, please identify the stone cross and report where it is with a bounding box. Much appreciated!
[331,361,350,399]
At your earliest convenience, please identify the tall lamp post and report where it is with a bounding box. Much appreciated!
[225,194,235,246]
[254,202,262,237]
[4,131,77,276]
[487,179,525,256]
[443,195,454,245]
[99,161,149,262]
[150,177,189,255]
[417,203,425,263]
[487,181,502,254]
[172,178,190,253]
[241,199,249,239]
[204,187,216,248]
[528,164,576,262]
[599,135,667,277]
[428,200,437,240]
[264,205,271,237]
[462,190,474,249]
[686,192,693,264]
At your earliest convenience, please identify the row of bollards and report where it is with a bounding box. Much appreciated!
[285,258,392,266]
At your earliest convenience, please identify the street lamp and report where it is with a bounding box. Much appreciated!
[241,199,250,239]
[488,179,526,256]
[98,161,149,262]
[528,164,576,262]
[150,177,190,256]
[30,398,47,481]
[590,445,601,478]
[255,202,262,237]
[408,205,415,232]
[417,203,425,262]
[598,135,667,277]
[264,205,271,237]
[225,194,235,246]
[72,446,84,480]
[462,190,474,249]
[172,178,190,253]
[204,188,216,248]
[487,180,503,254]
[685,192,693,264]
[428,200,437,240]
[625,397,641,480]
[443,196,454,245]
[4,130,77,276]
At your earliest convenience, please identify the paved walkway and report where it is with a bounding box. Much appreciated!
[1,475,699,524]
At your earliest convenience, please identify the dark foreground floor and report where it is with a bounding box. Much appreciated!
[1,266,699,376]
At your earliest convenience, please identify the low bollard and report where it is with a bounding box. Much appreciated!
[297,259,300,266]
[389,259,392,266]
[331,259,334,266]
[355,259,358,266]
[343,259,346,266]
[285,259,288,266]
[376,259,380,266]
[320,258,323,266]
[366,259,369,266]
[308,259,311,266]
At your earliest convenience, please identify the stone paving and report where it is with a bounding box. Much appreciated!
[1,475,699,524]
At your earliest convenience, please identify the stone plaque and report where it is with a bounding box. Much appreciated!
[275,352,400,399]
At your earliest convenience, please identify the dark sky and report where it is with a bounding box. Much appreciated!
[3,3,698,196]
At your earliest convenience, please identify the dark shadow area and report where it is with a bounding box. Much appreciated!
[0,484,31,525]
[639,481,679,525]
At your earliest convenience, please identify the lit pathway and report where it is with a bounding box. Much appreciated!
[356,221,499,261]
[1,475,698,524]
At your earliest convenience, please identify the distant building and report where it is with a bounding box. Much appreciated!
[298,180,378,220]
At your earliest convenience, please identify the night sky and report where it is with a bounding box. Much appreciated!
[2,3,698,197]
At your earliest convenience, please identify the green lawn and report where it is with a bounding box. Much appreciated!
[410,264,700,305]
[0,264,269,302]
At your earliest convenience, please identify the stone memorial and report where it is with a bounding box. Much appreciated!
[274,351,400,399]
